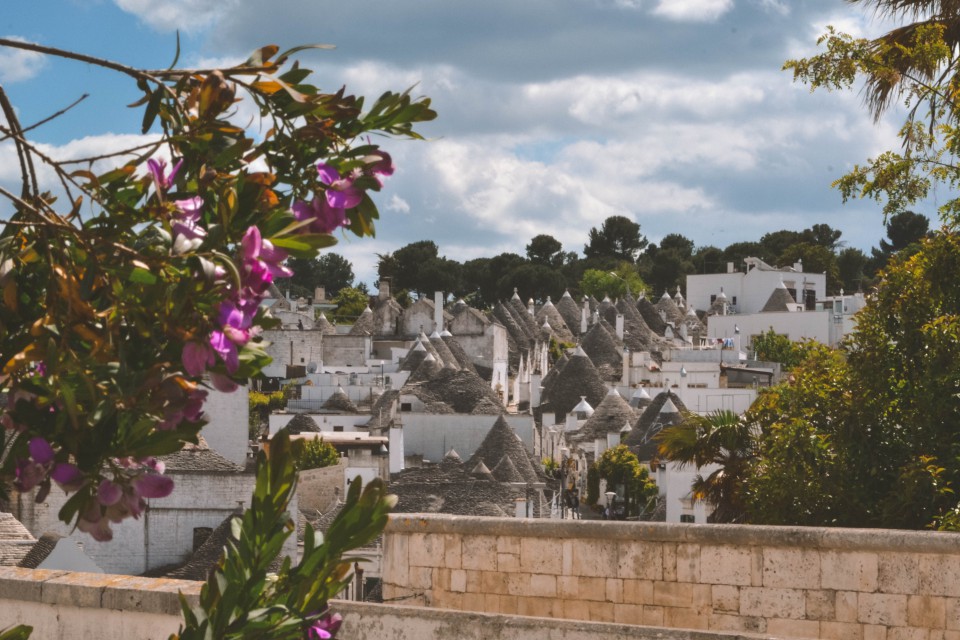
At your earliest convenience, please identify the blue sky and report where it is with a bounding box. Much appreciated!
[0,0,927,286]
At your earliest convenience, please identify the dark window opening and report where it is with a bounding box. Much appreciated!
[400,402,412,412]
[680,514,696,523]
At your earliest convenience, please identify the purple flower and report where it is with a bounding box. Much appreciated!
[97,479,123,506]
[14,437,57,492]
[172,196,206,254]
[147,158,183,193]
[317,163,362,210]
[292,197,349,235]
[366,151,394,186]
[51,463,85,491]
[183,341,215,377]
[77,502,113,542]
[307,612,342,639]
[134,473,174,499]
[209,372,238,393]
[29,437,54,464]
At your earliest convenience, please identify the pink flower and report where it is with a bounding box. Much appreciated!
[292,197,349,235]
[134,473,174,499]
[13,437,56,492]
[317,163,362,209]
[77,502,113,542]
[307,612,342,639]
[51,463,85,491]
[172,196,206,254]
[366,151,394,186]
[209,372,239,393]
[97,479,123,506]
[183,341,216,377]
[148,158,183,193]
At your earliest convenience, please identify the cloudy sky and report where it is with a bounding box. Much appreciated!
[0,0,929,285]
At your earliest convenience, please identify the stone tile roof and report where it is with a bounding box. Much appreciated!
[366,389,399,431]
[617,295,660,351]
[285,413,322,434]
[348,306,375,335]
[398,340,429,372]
[570,388,636,443]
[655,293,686,327]
[541,348,608,417]
[429,334,460,371]
[408,353,443,384]
[389,459,532,517]
[508,294,541,339]
[315,312,337,335]
[160,445,245,473]
[636,295,668,335]
[164,514,236,581]
[555,291,583,336]
[624,391,689,461]
[441,335,478,375]
[409,368,502,415]
[465,415,540,485]
[0,513,35,567]
[581,322,623,373]
[323,387,359,413]
[539,353,569,398]
[534,298,574,343]
[761,285,797,312]
[17,532,61,569]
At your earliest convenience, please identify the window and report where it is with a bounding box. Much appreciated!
[709,294,716,303]
[680,514,696,523]
[333,426,344,432]
[400,402,412,412]
[731,296,737,306]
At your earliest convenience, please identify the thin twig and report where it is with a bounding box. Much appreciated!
[0,93,90,143]
[58,140,163,165]
[0,38,165,88]
[0,86,38,201]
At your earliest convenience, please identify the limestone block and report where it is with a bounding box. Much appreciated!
[557,576,579,599]
[623,579,654,605]
[822,551,879,592]
[614,603,644,625]
[481,570,509,595]
[465,570,482,593]
[408,533,445,569]
[888,627,933,640]
[859,593,908,627]
[586,601,616,623]
[578,576,607,602]
[676,543,700,583]
[497,535,521,555]
[450,569,467,593]
[498,594,518,614]
[617,540,663,581]
[663,544,677,582]
[807,589,837,620]
[518,595,560,618]
[520,537,562,575]
[947,598,960,631]
[663,607,709,630]
[461,535,496,571]
[712,585,740,613]
[653,581,693,608]
[919,555,960,597]
[833,591,860,623]
[497,552,520,573]
[710,613,765,633]
[461,592,487,612]
[700,545,753,586]
[767,617,821,638]
[606,578,623,604]
[908,595,947,629]
[643,605,665,626]
[562,599,593,621]
[764,547,821,589]
[821,621,866,640]
[528,574,558,598]
[506,572,529,597]
[863,624,888,640]
[880,554,920,595]
[561,539,617,578]
[433,568,450,591]
[443,534,462,570]
[693,584,712,613]
[383,534,409,586]
[407,566,433,590]
[739,586,805,619]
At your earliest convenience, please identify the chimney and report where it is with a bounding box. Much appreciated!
[434,291,443,333]
[378,278,391,301]
[314,286,326,302]
[727,262,735,274]
[615,314,624,339]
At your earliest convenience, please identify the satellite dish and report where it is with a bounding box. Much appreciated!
[307,362,318,373]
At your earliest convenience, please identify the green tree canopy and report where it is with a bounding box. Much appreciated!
[579,265,645,300]
[584,215,648,264]
[595,445,658,519]
[526,234,565,268]
[288,253,354,298]
[331,287,370,322]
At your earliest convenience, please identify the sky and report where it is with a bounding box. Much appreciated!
[0,0,934,287]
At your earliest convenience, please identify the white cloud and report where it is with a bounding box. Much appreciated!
[0,37,47,83]
[112,0,237,32]
[651,0,733,22]
[386,195,411,214]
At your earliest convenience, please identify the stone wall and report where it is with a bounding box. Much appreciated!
[0,567,756,640]
[382,515,960,639]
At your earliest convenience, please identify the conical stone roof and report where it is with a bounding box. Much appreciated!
[616,296,659,351]
[625,391,689,460]
[348,306,375,335]
[491,455,526,484]
[430,332,460,370]
[540,352,569,397]
[581,322,623,372]
[542,346,608,416]
[556,290,583,336]
[535,298,574,343]
[285,413,320,434]
[466,415,539,485]
[636,295,668,335]
[315,312,337,335]
[408,352,443,384]
[571,387,636,442]
[761,282,797,312]
[398,340,428,372]
[655,293,685,327]
[441,334,478,374]
[509,292,540,338]
[322,386,358,413]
